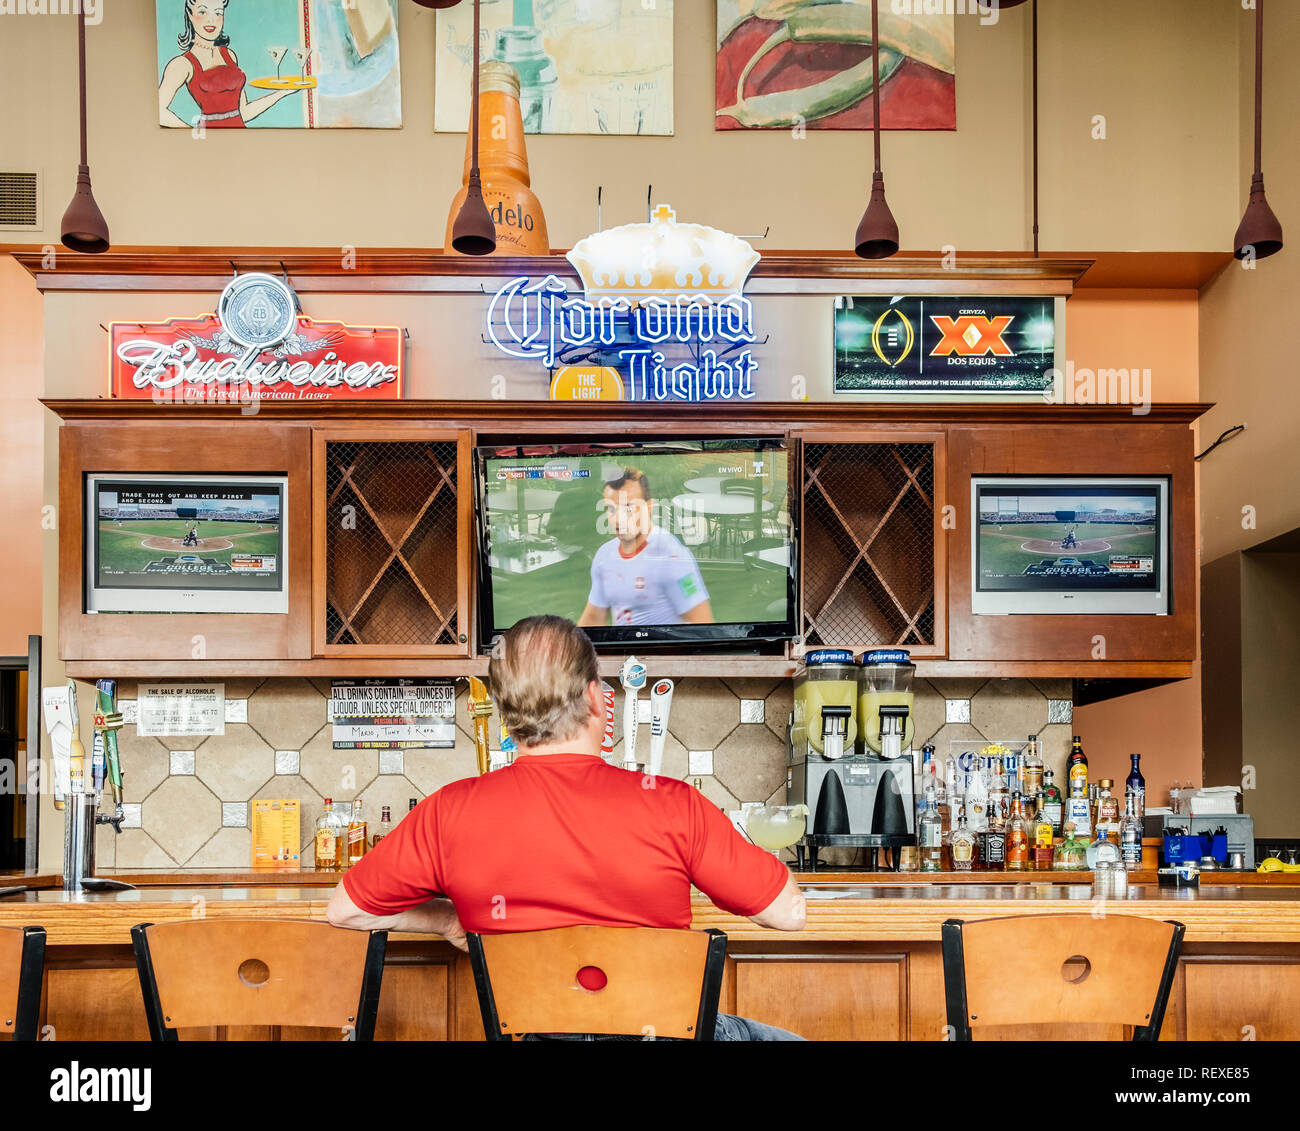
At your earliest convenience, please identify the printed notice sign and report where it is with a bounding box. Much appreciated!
[137,683,226,737]
[331,679,456,750]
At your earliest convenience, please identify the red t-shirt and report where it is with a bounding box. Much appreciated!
[342,753,788,933]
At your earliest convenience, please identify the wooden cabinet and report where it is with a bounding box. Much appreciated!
[57,421,313,663]
[312,427,473,657]
[945,421,1198,666]
[796,431,946,658]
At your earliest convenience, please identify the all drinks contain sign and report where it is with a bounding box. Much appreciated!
[330,679,456,750]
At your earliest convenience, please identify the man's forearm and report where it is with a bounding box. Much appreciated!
[328,885,460,937]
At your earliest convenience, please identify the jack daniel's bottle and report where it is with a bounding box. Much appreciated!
[446,61,549,255]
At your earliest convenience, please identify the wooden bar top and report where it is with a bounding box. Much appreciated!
[3,881,1298,946]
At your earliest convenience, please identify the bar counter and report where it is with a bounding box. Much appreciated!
[3,875,1298,1040]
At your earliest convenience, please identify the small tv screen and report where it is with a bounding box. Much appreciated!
[971,476,1169,615]
[475,439,795,648]
[85,474,289,614]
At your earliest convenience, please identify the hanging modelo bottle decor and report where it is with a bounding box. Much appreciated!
[446,61,549,256]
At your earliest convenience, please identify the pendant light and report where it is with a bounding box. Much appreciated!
[449,0,497,255]
[410,1,463,7]
[60,4,110,254]
[1233,0,1283,260]
[854,0,898,259]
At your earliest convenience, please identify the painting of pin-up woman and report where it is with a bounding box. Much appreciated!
[157,0,404,129]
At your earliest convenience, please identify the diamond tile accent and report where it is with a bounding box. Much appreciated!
[378,750,404,775]
[1048,699,1073,724]
[740,699,765,724]
[688,750,714,776]
[196,729,274,801]
[275,749,300,775]
[120,803,142,829]
[247,678,327,751]
[945,699,971,724]
[224,699,248,724]
[170,750,195,776]
[142,776,220,863]
[713,725,786,803]
[221,802,247,828]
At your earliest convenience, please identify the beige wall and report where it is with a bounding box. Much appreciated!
[1198,0,1299,563]
[0,1,1237,252]
[0,257,44,657]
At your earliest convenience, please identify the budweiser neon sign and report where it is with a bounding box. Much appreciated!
[110,274,403,402]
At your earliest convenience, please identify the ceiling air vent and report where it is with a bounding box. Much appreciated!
[0,171,41,230]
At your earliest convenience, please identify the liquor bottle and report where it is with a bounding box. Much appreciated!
[919,798,944,873]
[966,758,989,834]
[1040,767,1064,834]
[408,797,419,814]
[1064,791,1093,839]
[1067,735,1089,797]
[315,798,341,872]
[347,799,368,867]
[1086,826,1121,870]
[980,796,1007,870]
[1119,794,1143,871]
[371,805,393,849]
[1005,792,1030,871]
[445,60,550,255]
[1125,753,1146,823]
[1023,734,1044,796]
[1095,778,1120,838]
[949,807,977,872]
[1053,821,1087,870]
[1033,807,1055,871]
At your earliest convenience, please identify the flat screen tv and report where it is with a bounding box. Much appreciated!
[971,476,1170,615]
[85,473,288,614]
[475,439,796,648]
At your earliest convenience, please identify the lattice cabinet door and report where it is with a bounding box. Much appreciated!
[313,428,473,657]
[796,434,946,658]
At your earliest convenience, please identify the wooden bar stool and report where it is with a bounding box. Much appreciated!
[131,920,386,1042]
[0,926,46,1041]
[942,914,1184,1041]
[468,925,728,1041]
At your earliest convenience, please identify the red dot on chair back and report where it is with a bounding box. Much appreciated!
[576,965,608,992]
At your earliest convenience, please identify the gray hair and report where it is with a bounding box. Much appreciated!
[488,616,599,747]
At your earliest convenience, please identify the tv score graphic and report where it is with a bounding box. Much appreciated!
[833,295,1059,396]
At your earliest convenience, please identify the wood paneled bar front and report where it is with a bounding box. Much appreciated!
[3,880,1298,1042]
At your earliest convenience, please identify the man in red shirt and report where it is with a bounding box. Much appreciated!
[328,615,807,1040]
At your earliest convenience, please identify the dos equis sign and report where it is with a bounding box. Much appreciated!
[110,274,403,402]
[833,295,1059,397]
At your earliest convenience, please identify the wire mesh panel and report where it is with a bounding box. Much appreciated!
[802,442,936,649]
[323,440,460,648]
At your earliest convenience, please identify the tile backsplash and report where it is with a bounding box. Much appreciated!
[93,676,1073,870]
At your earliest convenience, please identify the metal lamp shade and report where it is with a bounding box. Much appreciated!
[1234,174,1284,260]
[451,174,497,256]
[854,173,899,259]
[60,165,110,254]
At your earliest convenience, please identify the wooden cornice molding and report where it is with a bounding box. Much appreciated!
[42,398,1213,426]
[11,247,1095,293]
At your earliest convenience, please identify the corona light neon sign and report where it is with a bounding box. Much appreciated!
[485,205,762,402]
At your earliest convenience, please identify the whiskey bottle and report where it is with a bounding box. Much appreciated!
[371,805,393,849]
[980,797,1007,870]
[347,799,368,867]
[315,798,341,872]
[1005,792,1030,871]
[949,808,977,872]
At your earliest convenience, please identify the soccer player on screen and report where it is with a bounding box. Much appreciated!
[578,468,715,627]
